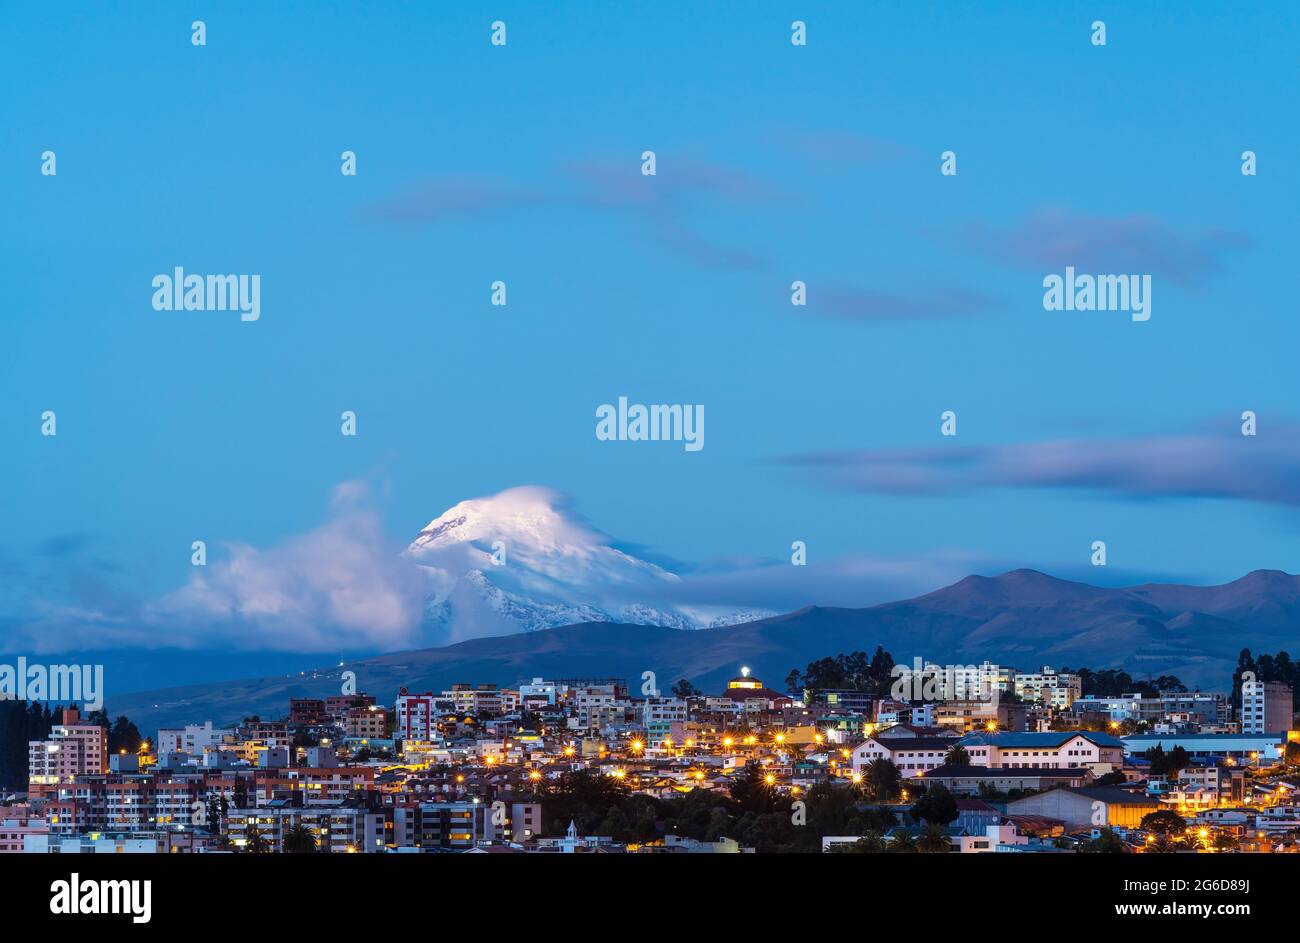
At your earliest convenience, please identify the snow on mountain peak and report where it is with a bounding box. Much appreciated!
[403,486,772,643]
[408,486,593,555]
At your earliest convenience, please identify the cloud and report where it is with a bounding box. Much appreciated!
[963,207,1249,289]
[807,283,994,322]
[661,550,999,612]
[364,157,775,270]
[778,426,1300,506]
[4,481,432,655]
[149,510,428,651]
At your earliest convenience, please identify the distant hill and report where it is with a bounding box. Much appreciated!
[108,568,1300,731]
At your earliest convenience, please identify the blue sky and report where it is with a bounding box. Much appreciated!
[2,1,1298,661]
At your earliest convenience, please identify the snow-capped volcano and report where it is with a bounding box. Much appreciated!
[403,486,772,643]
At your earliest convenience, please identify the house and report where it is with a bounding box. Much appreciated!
[1006,786,1163,828]
[955,823,1030,853]
[953,798,1001,834]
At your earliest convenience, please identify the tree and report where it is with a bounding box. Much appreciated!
[0,700,55,789]
[863,758,901,802]
[232,778,249,810]
[109,716,145,754]
[945,745,971,767]
[888,832,917,853]
[729,762,780,815]
[911,783,958,826]
[1140,809,1187,836]
[1232,649,1255,711]
[1068,666,1185,699]
[282,823,319,853]
[830,831,886,853]
[784,669,802,695]
[1147,834,1180,854]
[789,647,897,698]
[671,679,702,699]
[205,794,223,834]
[1083,828,1127,853]
[917,822,952,853]
[1146,745,1191,778]
[1212,832,1239,852]
[244,826,271,854]
[1165,746,1190,778]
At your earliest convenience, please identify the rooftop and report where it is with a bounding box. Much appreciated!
[923,764,1089,779]
[957,731,1125,748]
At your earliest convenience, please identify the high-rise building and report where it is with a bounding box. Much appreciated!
[396,691,438,742]
[1241,679,1293,735]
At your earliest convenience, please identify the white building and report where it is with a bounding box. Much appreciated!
[851,736,958,777]
[156,721,233,756]
[642,697,688,731]
[956,731,1125,769]
[1123,732,1286,767]
[519,678,559,705]
[915,660,1014,699]
[1241,679,1293,736]
[1013,667,1082,709]
[25,834,158,854]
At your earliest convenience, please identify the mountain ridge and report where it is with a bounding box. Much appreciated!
[106,567,1300,730]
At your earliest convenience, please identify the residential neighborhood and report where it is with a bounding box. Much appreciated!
[3,652,1297,855]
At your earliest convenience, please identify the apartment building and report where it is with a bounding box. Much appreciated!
[396,691,439,742]
[344,705,388,739]
[1013,667,1082,709]
[27,708,107,785]
[227,801,386,853]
